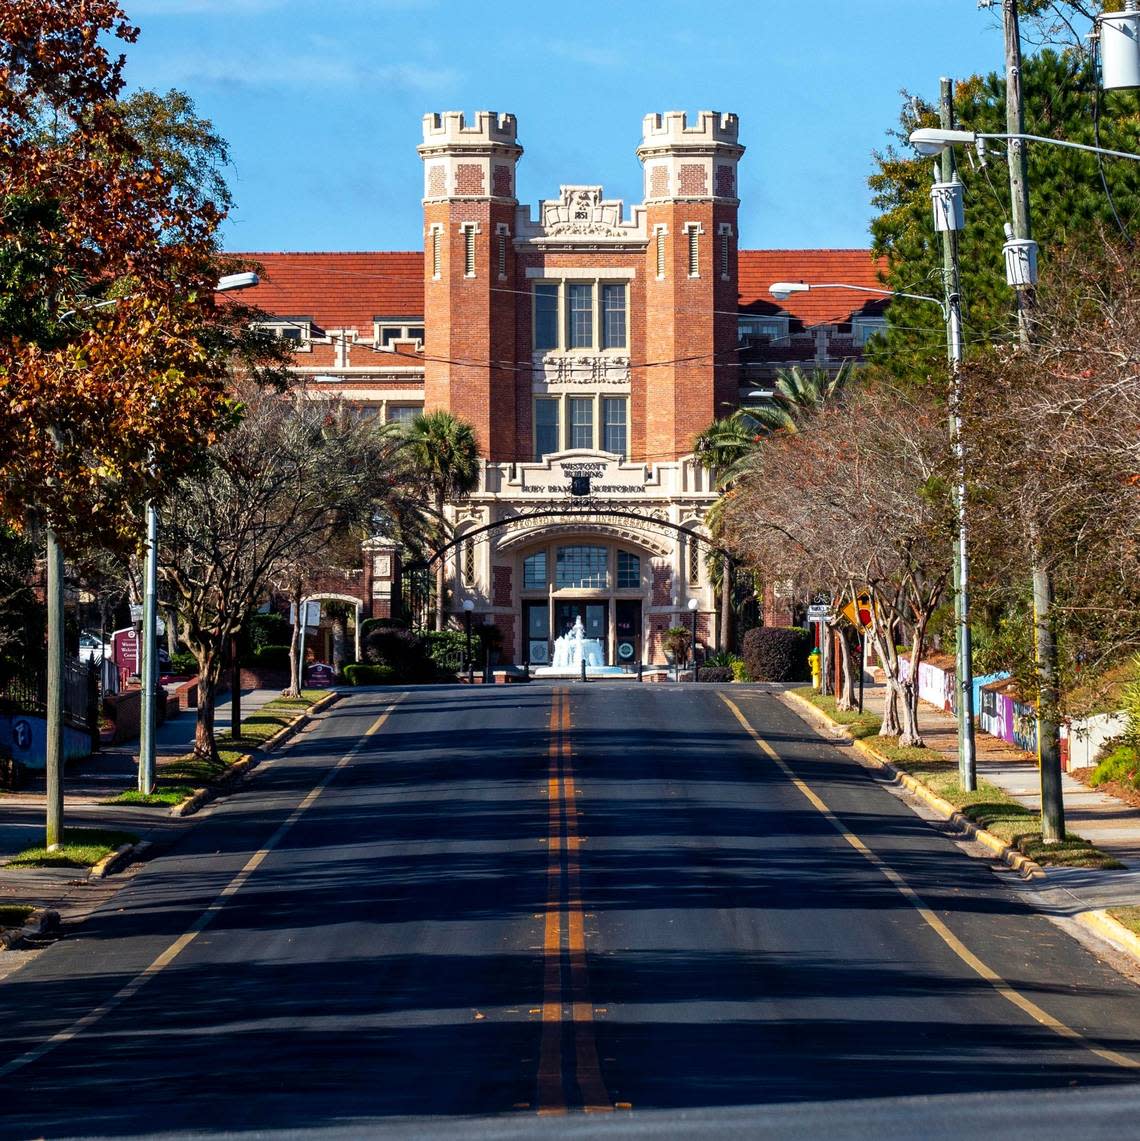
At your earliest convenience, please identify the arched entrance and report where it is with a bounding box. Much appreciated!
[412,501,728,667]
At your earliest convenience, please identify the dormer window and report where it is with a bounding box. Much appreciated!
[852,316,887,346]
[253,319,312,351]
[375,320,425,350]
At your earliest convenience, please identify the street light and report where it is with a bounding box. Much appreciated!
[462,599,474,679]
[687,597,699,675]
[768,277,977,785]
[137,270,260,795]
[909,126,1140,165]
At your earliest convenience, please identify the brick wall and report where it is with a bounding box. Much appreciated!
[493,565,512,607]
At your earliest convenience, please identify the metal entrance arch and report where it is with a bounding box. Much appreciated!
[401,498,729,631]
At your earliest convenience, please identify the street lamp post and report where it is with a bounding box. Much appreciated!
[769,276,978,788]
[462,599,474,683]
[137,271,260,795]
[688,597,699,676]
[908,104,1140,841]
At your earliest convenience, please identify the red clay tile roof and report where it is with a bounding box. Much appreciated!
[739,249,885,326]
[227,248,881,330]
[229,251,424,329]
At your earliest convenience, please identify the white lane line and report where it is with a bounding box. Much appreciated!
[0,697,404,1080]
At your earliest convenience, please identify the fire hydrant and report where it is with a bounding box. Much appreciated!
[809,647,822,692]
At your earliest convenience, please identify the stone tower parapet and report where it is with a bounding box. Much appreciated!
[637,110,744,204]
[419,111,523,203]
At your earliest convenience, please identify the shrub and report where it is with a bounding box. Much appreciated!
[696,666,734,683]
[742,626,812,682]
[248,644,291,669]
[421,629,467,677]
[1089,743,1140,790]
[660,626,691,661]
[730,658,752,683]
[169,652,196,676]
[245,611,288,654]
[343,663,396,686]
[360,616,407,637]
[361,626,434,682]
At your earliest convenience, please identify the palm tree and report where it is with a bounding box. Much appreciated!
[746,362,857,435]
[694,362,859,648]
[393,410,480,631]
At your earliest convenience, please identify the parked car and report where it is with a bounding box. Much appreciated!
[78,631,112,664]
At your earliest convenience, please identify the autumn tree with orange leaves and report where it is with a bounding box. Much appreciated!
[0,0,277,551]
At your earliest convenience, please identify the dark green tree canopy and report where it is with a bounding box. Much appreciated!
[868,49,1140,386]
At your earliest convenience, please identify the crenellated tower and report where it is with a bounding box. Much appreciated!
[418,111,522,459]
[637,111,743,461]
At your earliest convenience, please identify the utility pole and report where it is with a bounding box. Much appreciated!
[45,525,64,850]
[138,500,158,794]
[938,76,977,792]
[1002,0,1064,842]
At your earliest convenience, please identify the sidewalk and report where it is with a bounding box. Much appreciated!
[0,688,282,910]
[848,681,1140,911]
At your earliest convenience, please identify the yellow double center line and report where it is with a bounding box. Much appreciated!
[537,687,613,1115]
[719,693,1140,1072]
[0,697,404,1082]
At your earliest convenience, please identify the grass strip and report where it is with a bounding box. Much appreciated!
[790,687,882,738]
[1108,906,1140,938]
[104,691,326,808]
[791,687,1121,870]
[8,828,138,869]
[0,904,34,929]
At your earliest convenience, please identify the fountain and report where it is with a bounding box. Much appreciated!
[551,615,604,670]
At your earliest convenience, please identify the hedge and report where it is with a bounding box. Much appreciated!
[343,663,396,686]
[696,666,734,683]
[741,626,812,682]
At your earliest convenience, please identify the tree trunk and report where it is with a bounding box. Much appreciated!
[719,555,732,653]
[836,625,856,711]
[434,491,446,633]
[193,653,221,762]
[284,578,302,698]
[331,609,347,674]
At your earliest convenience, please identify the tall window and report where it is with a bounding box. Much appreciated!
[602,397,627,457]
[656,229,666,278]
[566,283,593,349]
[462,539,475,587]
[688,536,701,585]
[687,226,700,277]
[463,226,476,276]
[535,398,560,459]
[497,229,508,278]
[568,397,594,449]
[720,226,731,280]
[601,284,627,349]
[431,228,441,278]
[617,550,641,589]
[534,284,559,351]
[523,551,547,589]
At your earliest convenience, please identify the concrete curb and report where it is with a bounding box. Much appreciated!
[90,843,135,879]
[1075,909,1140,963]
[168,690,341,819]
[780,689,1046,881]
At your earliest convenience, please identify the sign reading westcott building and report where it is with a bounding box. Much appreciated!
[509,456,652,496]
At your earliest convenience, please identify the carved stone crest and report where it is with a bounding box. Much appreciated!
[541,186,627,237]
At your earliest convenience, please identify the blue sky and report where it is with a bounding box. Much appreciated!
[121,0,1019,253]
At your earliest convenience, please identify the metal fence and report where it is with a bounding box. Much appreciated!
[0,660,99,734]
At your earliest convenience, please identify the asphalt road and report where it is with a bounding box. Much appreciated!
[1,683,1140,1139]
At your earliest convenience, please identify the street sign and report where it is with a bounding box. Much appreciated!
[807,604,831,619]
[841,589,875,630]
[129,604,143,622]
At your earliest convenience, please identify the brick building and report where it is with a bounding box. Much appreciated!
[238,110,881,668]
